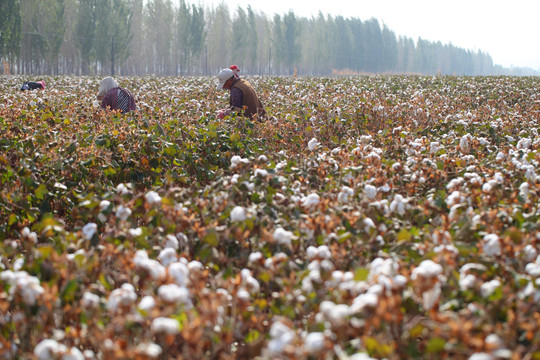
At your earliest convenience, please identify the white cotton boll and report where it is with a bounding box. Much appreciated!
[62,347,85,360]
[363,218,376,233]
[495,152,505,161]
[158,284,190,305]
[230,206,247,222]
[350,293,378,313]
[230,155,250,169]
[255,168,268,178]
[82,223,97,240]
[430,142,440,154]
[188,261,203,273]
[337,186,354,203]
[517,138,532,149]
[99,200,111,212]
[366,151,381,162]
[13,257,24,271]
[304,332,325,354]
[93,99,100,108]
[135,342,162,358]
[301,193,320,209]
[481,279,501,298]
[459,274,476,291]
[411,260,443,280]
[107,283,137,313]
[519,182,530,198]
[468,352,494,360]
[115,205,132,221]
[446,191,461,206]
[364,184,377,199]
[306,246,318,260]
[249,251,263,263]
[258,155,268,162]
[138,295,156,312]
[151,317,180,335]
[483,234,501,257]
[133,251,166,280]
[145,191,161,206]
[158,248,177,267]
[163,234,179,250]
[485,334,504,349]
[129,227,143,237]
[268,321,295,354]
[116,183,131,195]
[460,135,470,152]
[525,259,540,277]
[525,166,537,182]
[82,292,100,309]
[349,353,377,360]
[34,339,67,360]
[523,245,537,263]
[273,227,294,245]
[241,269,260,293]
[12,272,44,306]
[308,138,320,151]
[237,288,251,301]
[168,262,190,287]
[389,194,406,216]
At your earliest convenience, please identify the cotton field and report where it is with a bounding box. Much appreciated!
[1,75,540,359]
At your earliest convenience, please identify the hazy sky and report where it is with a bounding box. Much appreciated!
[201,0,540,70]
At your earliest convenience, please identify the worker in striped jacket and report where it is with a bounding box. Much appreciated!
[96,77,136,113]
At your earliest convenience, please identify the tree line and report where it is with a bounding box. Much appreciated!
[0,0,536,76]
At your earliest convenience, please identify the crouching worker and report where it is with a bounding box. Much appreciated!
[20,80,45,91]
[96,77,136,113]
[216,68,265,121]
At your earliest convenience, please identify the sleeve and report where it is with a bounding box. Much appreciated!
[230,87,243,110]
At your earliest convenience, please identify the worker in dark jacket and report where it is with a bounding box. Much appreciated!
[96,77,136,113]
[20,81,45,91]
[216,68,265,121]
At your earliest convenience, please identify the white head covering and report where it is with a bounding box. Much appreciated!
[216,69,234,90]
[97,77,118,100]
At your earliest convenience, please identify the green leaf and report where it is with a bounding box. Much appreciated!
[354,267,369,281]
[35,184,48,200]
[61,280,78,303]
[426,337,446,353]
[203,229,219,247]
[245,329,260,343]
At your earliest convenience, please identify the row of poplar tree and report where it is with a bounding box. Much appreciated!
[0,0,529,76]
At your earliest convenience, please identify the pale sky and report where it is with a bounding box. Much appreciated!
[201,0,540,70]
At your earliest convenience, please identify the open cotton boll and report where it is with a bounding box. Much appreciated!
[273,227,294,245]
[230,206,247,222]
[138,295,156,312]
[337,186,354,203]
[483,234,501,257]
[267,321,295,355]
[81,291,101,310]
[34,339,68,360]
[82,223,97,240]
[158,248,177,266]
[301,193,320,209]
[168,261,190,287]
[411,260,443,280]
[303,332,325,354]
[364,184,377,200]
[135,342,162,359]
[349,353,377,360]
[151,317,180,335]
[106,283,137,313]
[7,271,45,306]
[158,284,191,305]
[115,205,132,221]
[480,279,501,298]
[145,191,161,206]
[163,234,179,250]
[308,138,319,151]
[230,155,250,169]
[133,250,166,280]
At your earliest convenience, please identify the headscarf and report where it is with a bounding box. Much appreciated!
[97,77,118,100]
